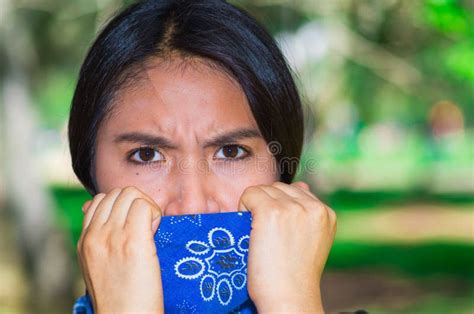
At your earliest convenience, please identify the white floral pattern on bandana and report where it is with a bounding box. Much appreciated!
[170,214,202,227]
[174,227,250,306]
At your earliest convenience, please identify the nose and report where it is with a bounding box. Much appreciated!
[164,158,219,216]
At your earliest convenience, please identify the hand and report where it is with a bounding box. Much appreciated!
[239,181,337,313]
[77,186,164,313]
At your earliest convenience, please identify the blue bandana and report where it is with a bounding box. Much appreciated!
[73,211,257,313]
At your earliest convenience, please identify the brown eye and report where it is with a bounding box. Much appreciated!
[224,145,238,158]
[214,144,249,160]
[130,147,164,163]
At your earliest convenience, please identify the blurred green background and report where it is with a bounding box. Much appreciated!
[0,0,473,313]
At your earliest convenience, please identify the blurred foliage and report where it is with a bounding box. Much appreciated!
[3,0,471,129]
[349,0,472,125]
[3,0,471,311]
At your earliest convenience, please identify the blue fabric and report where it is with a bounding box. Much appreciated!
[73,211,257,313]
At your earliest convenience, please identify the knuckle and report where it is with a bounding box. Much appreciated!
[107,233,124,250]
[261,196,277,209]
[242,185,260,197]
[131,197,150,208]
[94,192,106,201]
[280,199,304,214]
[288,201,305,212]
[264,198,285,212]
[122,238,141,257]
[244,185,258,193]
[80,233,94,250]
[309,205,328,221]
[271,181,284,187]
[81,232,105,256]
[123,185,140,196]
[265,207,282,220]
[111,187,122,194]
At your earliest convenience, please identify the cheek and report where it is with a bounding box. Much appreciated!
[217,174,276,212]
[96,166,172,209]
[94,146,178,211]
[94,142,170,195]
[211,153,278,183]
[212,158,278,209]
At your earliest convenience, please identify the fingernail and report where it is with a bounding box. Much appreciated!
[295,181,309,190]
[82,201,91,213]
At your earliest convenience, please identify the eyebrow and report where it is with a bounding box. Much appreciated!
[113,128,262,149]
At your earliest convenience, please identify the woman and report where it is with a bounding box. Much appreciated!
[68,0,337,312]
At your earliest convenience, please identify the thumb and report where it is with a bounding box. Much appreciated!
[151,216,161,234]
[150,203,163,234]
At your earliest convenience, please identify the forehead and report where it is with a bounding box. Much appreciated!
[103,57,257,135]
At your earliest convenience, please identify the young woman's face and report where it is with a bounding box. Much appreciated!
[94,57,278,216]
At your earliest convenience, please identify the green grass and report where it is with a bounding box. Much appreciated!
[326,241,474,280]
[320,189,474,212]
[366,292,474,314]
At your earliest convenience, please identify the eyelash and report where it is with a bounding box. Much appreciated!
[127,146,165,166]
[127,144,252,166]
